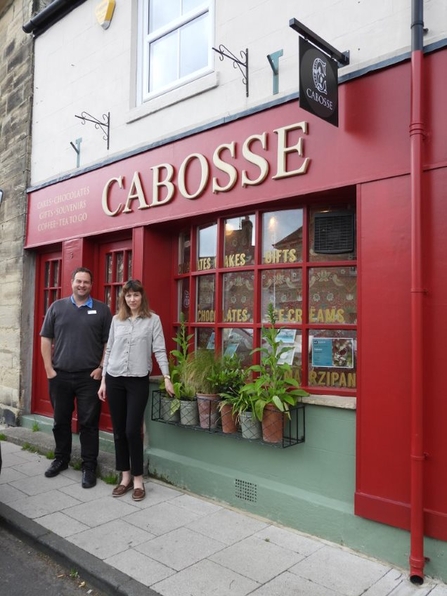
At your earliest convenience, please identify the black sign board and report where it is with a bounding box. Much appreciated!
[299,36,339,127]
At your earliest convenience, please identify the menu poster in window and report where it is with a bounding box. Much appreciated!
[312,338,354,369]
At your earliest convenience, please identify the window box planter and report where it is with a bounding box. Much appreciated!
[151,391,305,448]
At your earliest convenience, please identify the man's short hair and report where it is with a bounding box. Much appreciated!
[71,267,93,282]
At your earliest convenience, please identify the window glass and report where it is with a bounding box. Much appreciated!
[178,231,191,274]
[222,328,253,367]
[177,278,190,321]
[262,209,303,264]
[180,14,209,77]
[196,274,215,323]
[197,223,216,270]
[223,215,255,268]
[222,272,255,324]
[149,31,178,91]
[197,327,215,350]
[261,328,303,385]
[308,330,357,389]
[308,267,357,325]
[261,269,302,323]
[141,0,211,100]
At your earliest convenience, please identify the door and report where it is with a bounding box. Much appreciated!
[32,252,62,416]
[97,240,133,431]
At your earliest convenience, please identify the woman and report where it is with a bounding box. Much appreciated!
[98,279,174,501]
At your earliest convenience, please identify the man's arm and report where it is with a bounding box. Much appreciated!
[41,337,56,379]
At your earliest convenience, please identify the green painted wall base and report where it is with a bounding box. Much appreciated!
[145,394,447,583]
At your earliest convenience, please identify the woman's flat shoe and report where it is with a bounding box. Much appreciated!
[132,487,146,501]
[112,481,133,497]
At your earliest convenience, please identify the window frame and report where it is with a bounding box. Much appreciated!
[175,204,357,396]
[138,0,214,104]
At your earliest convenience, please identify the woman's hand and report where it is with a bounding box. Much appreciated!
[164,378,175,397]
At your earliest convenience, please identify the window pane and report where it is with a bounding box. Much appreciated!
[179,14,209,77]
[150,31,178,92]
[309,330,357,389]
[106,254,112,283]
[178,278,190,320]
[196,274,215,323]
[261,328,303,384]
[183,0,204,13]
[178,231,191,274]
[223,271,254,324]
[149,0,180,32]
[223,215,255,268]
[197,328,214,350]
[116,252,124,282]
[308,266,357,325]
[261,269,302,323]
[223,328,253,367]
[197,223,216,270]
[262,209,303,264]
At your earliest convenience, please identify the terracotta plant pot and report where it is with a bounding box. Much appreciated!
[261,403,284,444]
[197,393,220,429]
[220,403,239,434]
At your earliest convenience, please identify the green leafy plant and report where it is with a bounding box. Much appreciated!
[183,348,223,395]
[32,419,40,432]
[161,314,196,413]
[242,303,308,422]
[217,355,250,415]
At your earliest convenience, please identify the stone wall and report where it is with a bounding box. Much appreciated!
[0,0,39,424]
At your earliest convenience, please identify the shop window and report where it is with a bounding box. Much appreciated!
[175,205,357,394]
[104,249,132,313]
[139,0,213,102]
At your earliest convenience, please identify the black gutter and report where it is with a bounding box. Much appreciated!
[23,0,87,37]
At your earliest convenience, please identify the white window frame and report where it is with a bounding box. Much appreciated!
[137,0,214,105]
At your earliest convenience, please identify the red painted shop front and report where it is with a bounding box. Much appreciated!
[25,49,447,541]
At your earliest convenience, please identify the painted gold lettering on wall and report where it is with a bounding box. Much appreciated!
[263,248,297,264]
[309,371,356,388]
[101,121,311,217]
[224,253,247,267]
[224,308,250,323]
[197,310,215,322]
[197,257,214,271]
[36,186,90,231]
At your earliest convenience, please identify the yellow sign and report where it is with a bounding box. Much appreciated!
[95,0,116,30]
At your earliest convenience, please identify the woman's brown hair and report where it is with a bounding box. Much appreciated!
[116,279,152,320]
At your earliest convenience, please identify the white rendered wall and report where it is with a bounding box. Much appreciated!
[30,0,447,185]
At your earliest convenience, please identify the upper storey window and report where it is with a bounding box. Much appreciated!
[139,0,212,102]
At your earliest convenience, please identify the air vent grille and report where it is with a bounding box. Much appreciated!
[314,211,355,254]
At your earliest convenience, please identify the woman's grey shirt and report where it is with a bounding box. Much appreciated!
[103,313,169,378]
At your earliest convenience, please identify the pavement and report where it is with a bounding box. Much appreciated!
[1,429,447,596]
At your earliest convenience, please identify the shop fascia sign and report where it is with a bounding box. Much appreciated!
[101,121,311,217]
[290,18,350,127]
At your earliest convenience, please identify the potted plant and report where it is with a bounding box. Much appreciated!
[216,355,249,434]
[183,348,223,429]
[242,303,308,443]
[167,315,198,426]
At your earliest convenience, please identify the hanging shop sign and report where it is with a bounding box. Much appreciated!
[299,37,339,127]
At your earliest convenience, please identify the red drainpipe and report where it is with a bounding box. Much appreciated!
[409,0,425,585]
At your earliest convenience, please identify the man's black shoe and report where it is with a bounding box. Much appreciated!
[45,459,68,478]
[82,469,97,489]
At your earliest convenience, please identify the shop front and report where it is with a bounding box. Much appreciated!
[25,48,447,579]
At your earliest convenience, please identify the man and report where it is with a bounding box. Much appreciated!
[40,267,112,488]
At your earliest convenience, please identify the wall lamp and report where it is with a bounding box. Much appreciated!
[0,189,3,206]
